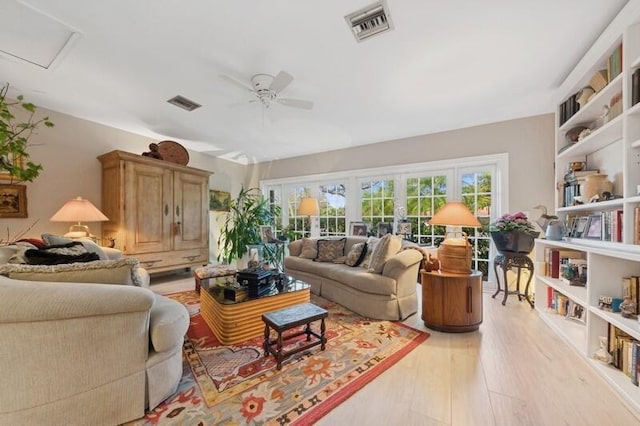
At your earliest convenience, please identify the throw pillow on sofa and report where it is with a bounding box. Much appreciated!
[360,236,380,269]
[315,238,347,262]
[0,258,145,286]
[299,238,319,259]
[345,242,368,267]
[368,234,403,274]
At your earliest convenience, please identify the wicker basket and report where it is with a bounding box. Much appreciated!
[589,69,608,93]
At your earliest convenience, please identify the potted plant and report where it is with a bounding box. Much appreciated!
[217,187,280,265]
[490,212,540,254]
[0,83,54,183]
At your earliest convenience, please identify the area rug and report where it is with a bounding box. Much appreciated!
[131,290,428,425]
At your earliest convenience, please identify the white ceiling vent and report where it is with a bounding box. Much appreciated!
[345,1,393,42]
[167,95,201,111]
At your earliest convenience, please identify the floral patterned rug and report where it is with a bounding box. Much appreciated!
[129,291,428,425]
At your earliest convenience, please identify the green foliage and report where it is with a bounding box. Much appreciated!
[0,83,53,183]
[217,187,280,264]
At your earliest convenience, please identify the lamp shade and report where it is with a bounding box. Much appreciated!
[298,197,320,216]
[50,196,109,223]
[428,201,481,227]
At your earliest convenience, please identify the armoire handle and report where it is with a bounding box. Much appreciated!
[164,204,169,216]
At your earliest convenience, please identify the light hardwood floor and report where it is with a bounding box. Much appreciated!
[150,272,640,426]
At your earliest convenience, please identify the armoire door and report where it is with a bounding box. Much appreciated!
[173,171,209,251]
[124,161,173,253]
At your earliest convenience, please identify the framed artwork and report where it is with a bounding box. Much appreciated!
[566,300,586,323]
[397,220,412,235]
[209,190,231,211]
[377,222,393,237]
[569,216,588,238]
[0,184,27,218]
[583,214,602,240]
[0,154,24,182]
[259,225,275,243]
[349,221,368,236]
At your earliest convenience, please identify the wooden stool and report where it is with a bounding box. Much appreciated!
[193,264,237,294]
[262,303,328,370]
[492,252,534,307]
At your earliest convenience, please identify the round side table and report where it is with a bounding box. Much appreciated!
[492,252,534,307]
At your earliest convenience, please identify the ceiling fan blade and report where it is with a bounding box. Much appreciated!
[277,98,314,110]
[219,74,253,91]
[270,71,293,93]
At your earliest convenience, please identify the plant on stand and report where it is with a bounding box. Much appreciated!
[490,212,540,254]
[217,187,280,267]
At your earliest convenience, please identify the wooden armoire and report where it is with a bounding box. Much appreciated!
[98,150,212,273]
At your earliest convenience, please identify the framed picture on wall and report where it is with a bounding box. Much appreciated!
[0,184,27,218]
[209,190,231,211]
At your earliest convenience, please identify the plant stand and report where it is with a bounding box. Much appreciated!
[492,252,534,307]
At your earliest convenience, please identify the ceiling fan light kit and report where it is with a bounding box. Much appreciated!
[220,70,313,110]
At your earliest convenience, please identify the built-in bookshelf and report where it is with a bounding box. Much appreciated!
[536,0,640,417]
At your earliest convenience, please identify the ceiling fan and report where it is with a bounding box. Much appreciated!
[220,71,313,110]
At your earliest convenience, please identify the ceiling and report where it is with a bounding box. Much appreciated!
[0,0,629,164]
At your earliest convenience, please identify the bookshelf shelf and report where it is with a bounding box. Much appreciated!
[589,359,640,414]
[537,309,586,354]
[590,308,640,340]
[627,101,640,117]
[557,115,623,158]
[538,275,588,305]
[557,198,624,213]
[558,73,623,133]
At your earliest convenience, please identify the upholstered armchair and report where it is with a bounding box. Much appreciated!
[0,261,189,425]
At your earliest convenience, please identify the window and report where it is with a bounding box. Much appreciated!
[360,178,395,233]
[287,186,312,238]
[261,153,508,285]
[319,183,346,236]
[460,169,492,279]
[405,175,448,246]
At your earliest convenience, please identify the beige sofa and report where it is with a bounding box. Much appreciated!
[0,259,189,425]
[284,236,423,320]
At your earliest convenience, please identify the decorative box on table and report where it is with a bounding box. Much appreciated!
[194,264,237,293]
[237,267,276,298]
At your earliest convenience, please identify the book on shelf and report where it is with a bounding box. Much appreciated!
[635,207,640,245]
[608,323,637,378]
[633,68,640,106]
[607,43,623,82]
[609,92,623,120]
[622,276,640,315]
[545,248,584,278]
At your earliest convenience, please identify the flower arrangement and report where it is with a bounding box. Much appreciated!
[490,212,537,233]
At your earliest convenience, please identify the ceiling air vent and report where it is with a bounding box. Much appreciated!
[345,1,393,42]
[167,95,201,111]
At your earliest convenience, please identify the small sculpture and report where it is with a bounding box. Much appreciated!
[620,297,637,319]
[424,254,440,272]
[593,336,613,364]
[142,143,163,160]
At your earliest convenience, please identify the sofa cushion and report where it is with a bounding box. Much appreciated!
[299,238,318,259]
[149,294,189,353]
[315,238,346,262]
[368,234,403,274]
[345,242,368,267]
[288,239,303,257]
[360,236,380,269]
[42,233,108,260]
[0,258,145,287]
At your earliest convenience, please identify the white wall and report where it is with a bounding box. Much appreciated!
[0,106,246,261]
[248,114,556,217]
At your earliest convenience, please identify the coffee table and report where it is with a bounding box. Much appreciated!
[199,276,310,345]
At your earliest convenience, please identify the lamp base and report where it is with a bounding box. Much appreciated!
[64,224,91,240]
[437,243,472,275]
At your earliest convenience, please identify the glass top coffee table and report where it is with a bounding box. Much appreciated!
[199,275,311,345]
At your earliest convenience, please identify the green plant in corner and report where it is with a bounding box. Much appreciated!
[217,187,281,265]
[0,83,54,183]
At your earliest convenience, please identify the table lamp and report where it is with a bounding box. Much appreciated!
[298,197,319,237]
[50,196,109,239]
[428,201,481,274]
